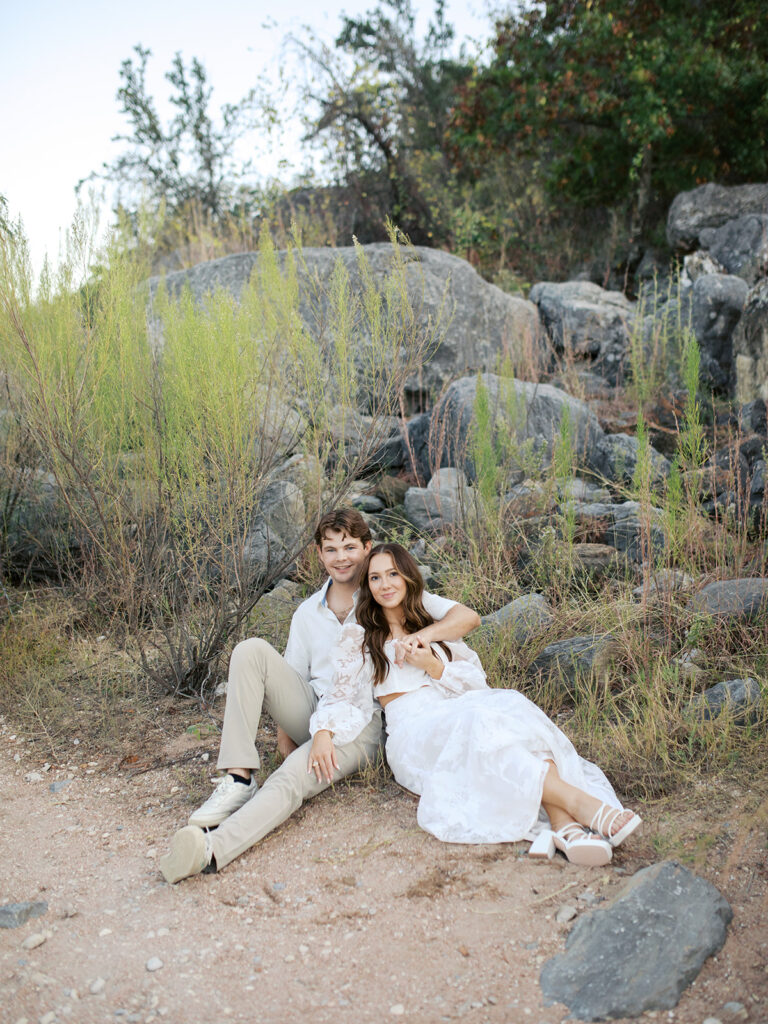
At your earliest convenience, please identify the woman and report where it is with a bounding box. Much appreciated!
[308,543,641,864]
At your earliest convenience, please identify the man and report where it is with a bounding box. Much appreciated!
[160,508,480,883]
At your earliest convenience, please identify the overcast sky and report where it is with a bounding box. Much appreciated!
[2,0,492,277]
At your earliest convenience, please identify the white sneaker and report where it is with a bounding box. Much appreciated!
[188,774,258,828]
[160,825,214,883]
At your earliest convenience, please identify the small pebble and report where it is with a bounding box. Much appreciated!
[146,957,163,972]
[90,977,106,995]
[284,954,295,963]
[722,1004,747,1020]
[390,1006,405,1017]
[702,1018,722,1024]
[39,1013,56,1024]
[555,904,577,924]
[577,890,599,905]
[24,772,44,783]
[21,932,47,950]
[49,780,71,793]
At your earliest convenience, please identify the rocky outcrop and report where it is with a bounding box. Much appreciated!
[147,245,542,409]
[585,432,671,488]
[691,274,749,391]
[411,373,604,483]
[403,468,475,534]
[667,183,768,251]
[699,214,768,285]
[540,861,733,1020]
[734,278,768,403]
[529,281,636,382]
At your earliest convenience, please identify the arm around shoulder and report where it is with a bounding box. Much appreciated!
[419,598,481,644]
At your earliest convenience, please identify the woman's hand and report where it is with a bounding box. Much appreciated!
[307,729,339,784]
[403,637,444,679]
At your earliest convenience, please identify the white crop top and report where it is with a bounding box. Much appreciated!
[309,623,489,745]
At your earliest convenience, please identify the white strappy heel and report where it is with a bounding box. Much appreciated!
[590,804,642,848]
[552,822,612,866]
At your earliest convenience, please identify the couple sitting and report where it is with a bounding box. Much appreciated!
[160,509,640,883]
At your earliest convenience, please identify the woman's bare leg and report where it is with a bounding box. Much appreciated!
[541,761,633,837]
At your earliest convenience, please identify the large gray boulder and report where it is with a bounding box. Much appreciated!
[667,182,768,251]
[416,373,604,482]
[699,214,768,286]
[242,480,305,575]
[529,281,636,382]
[147,246,541,407]
[540,861,733,1020]
[691,273,749,390]
[734,278,768,403]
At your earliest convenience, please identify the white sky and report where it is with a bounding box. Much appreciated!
[1,0,492,277]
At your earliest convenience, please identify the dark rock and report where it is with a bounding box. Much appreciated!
[504,481,553,519]
[529,281,636,382]
[586,433,670,488]
[540,860,733,1020]
[480,593,553,643]
[0,901,48,929]
[688,678,763,725]
[688,578,768,620]
[738,398,767,435]
[528,634,617,692]
[569,543,622,577]
[699,214,768,286]
[667,182,768,251]
[605,501,667,563]
[733,278,768,405]
[691,274,749,391]
[49,780,71,793]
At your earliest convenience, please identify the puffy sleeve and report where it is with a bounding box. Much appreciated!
[309,623,377,745]
[431,640,489,698]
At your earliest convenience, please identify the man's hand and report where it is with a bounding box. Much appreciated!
[308,729,338,784]
[403,637,444,679]
[394,632,430,666]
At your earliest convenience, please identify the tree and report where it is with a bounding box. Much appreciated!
[298,0,471,243]
[83,45,259,232]
[449,1,768,238]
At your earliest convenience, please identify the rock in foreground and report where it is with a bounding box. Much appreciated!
[540,861,733,1020]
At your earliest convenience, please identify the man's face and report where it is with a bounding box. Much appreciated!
[317,529,371,586]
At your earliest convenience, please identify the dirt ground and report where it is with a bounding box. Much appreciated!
[2,710,767,1024]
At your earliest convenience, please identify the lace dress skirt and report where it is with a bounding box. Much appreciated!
[384,685,620,844]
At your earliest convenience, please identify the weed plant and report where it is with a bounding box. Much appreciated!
[0,209,444,698]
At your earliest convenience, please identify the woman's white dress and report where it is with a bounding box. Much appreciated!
[310,624,621,845]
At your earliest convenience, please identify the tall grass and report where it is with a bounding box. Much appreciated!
[0,212,443,696]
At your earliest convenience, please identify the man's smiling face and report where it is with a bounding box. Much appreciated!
[316,529,371,586]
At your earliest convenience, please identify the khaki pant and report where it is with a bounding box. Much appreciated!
[209,637,383,870]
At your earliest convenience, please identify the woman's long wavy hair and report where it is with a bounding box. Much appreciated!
[356,543,451,687]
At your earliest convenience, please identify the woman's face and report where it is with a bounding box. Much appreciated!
[367,552,408,612]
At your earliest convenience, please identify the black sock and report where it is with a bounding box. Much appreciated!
[229,773,251,786]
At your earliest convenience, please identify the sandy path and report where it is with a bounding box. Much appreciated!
[2,724,767,1024]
